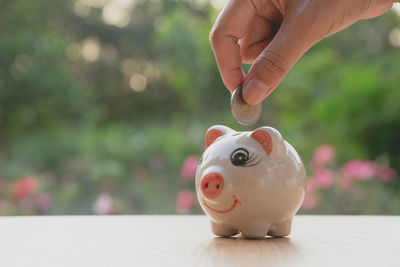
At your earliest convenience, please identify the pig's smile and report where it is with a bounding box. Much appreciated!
[202,195,241,214]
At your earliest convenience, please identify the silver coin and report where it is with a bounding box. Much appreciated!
[230,86,262,126]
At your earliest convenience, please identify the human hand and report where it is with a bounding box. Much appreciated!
[210,0,395,104]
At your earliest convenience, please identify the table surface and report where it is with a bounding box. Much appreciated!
[1,215,399,267]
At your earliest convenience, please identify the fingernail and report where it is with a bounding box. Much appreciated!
[243,78,269,105]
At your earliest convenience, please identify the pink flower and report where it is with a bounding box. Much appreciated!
[377,165,397,183]
[93,193,114,215]
[314,169,334,188]
[311,145,335,168]
[176,190,195,213]
[342,160,377,181]
[35,193,53,211]
[12,176,39,201]
[181,156,199,181]
[301,185,318,210]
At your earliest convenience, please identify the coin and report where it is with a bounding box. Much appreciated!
[230,86,262,126]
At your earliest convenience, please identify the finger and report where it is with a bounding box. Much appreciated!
[209,0,256,93]
[242,17,316,105]
[362,1,393,19]
[239,16,277,64]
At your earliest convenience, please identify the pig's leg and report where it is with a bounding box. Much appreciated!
[268,217,293,237]
[239,221,270,239]
[210,221,238,237]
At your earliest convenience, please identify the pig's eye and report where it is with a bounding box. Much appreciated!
[231,148,249,166]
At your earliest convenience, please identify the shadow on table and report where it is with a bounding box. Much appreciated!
[202,235,299,266]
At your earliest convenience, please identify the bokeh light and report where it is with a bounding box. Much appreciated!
[392,3,400,17]
[81,38,101,62]
[389,28,400,47]
[102,0,136,27]
[143,62,161,80]
[210,0,225,10]
[129,73,147,92]
[121,58,138,76]
[102,4,130,27]
[73,1,91,17]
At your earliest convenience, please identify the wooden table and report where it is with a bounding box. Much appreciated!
[0,215,399,267]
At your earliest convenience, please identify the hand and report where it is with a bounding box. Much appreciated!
[210,0,395,104]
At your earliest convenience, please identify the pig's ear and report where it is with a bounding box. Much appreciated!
[250,127,286,157]
[205,125,233,149]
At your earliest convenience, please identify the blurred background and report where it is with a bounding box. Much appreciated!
[0,0,400,215]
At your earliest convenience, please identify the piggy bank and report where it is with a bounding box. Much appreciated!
[195,125,307,238]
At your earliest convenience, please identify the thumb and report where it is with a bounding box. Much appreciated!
[242,19,315,105]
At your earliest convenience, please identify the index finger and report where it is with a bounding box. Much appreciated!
[209,0,256,93]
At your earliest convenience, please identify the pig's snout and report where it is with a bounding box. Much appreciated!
[200,173,224,199]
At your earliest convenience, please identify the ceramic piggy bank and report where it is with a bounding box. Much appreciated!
[195,125,307,238]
